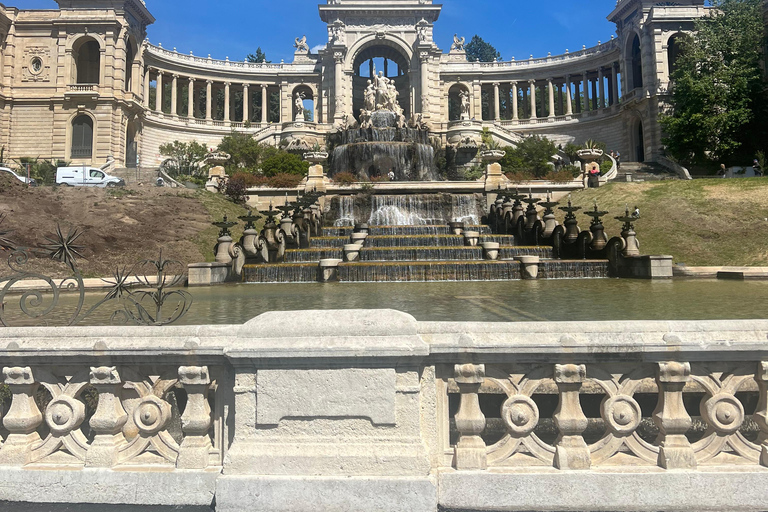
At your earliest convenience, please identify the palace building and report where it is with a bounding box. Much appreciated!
[0,0,715,172]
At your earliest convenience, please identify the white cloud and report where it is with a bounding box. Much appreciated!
[311,44,327,54]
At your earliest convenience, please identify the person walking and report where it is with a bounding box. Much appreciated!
[718,163,727,178]
[753,158,763,177]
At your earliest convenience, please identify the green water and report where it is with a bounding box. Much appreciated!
[3,279,766,326]
[150,279,767,324]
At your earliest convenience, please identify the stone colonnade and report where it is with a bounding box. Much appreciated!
[481,62,621,121]
[143,67,276,124]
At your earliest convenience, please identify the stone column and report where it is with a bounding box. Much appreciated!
[420,51,430,115]
[187,78,195,118]
[565,75,573,115]
[143,67,151,107]
[454,364,487,470]
[177,366,213,469]
[261,84,269,123]
[0,367,42,465]
[582,72,589,112]
[612,63,620,106]
[242,84,250,123]
[334,51,344,121]
[654,362,696,469]
[592,77,598,110]
[224,82,231,122]
[155,70,163,112]
[547,78,555,119]
[598,68,605,109]
[529,80,537,119]
[511,81,518,120]
[205,80,213,120]
[493,82,500,121]
[85,367,128,467]
[170,74,178,115]
[553,364,590,470]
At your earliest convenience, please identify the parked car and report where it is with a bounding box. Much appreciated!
[0,166,37,186]
[56,166,124,188]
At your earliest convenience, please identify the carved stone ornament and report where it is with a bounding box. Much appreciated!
[501,395,539,437]
[701,393,744,435]
[602,395,642,435]
[22,46,51,82]
[45,395,86,436]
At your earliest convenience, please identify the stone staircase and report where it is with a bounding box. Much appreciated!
[613,162,678,182]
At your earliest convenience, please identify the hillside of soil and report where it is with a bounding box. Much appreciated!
[0,175,249,278]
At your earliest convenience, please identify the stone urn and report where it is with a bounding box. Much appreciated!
[303,151,329,164]
[448,221,465,236]
[351,232,368,247]
[318,258,343,283]
[463,231,480,247]
[343,244,361,262]
[480,150,506,163]
[280,217,295,241]
[480,242,500,261]
[576,148,604,163]
[516,255,541,280]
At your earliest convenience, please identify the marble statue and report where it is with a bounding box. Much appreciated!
[331,20,346,45]
[459,89,470,119]
[452,34,466,52]
[294,91,306,121]
[294,35,309,53]
[364,80,376,112]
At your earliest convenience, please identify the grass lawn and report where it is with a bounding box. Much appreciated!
[559,178,768,266]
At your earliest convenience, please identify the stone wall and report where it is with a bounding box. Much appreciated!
[1,312,768,511]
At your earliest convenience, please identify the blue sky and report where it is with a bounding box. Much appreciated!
[20,0,618,63]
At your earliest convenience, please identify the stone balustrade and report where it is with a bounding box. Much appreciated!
[0,313,767,511]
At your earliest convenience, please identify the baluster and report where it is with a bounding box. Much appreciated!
[654,362,696,469]
[755,362,768,467]
[85,367,127,467]
[176,366,213,469]
[453,363,487,470]
[0,367,42,465]
[553,364,590,470]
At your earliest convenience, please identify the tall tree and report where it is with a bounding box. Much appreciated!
[660,0,767,167]
[246,47,270,64]
[465,35,501,63]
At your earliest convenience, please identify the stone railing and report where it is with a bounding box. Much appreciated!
[0,313,767,511]
[443,38,620,72]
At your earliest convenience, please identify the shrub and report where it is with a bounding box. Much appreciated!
[463,166,484,180]
[561,165,582,178]
[261,152,310,177]
[499,136,557,178]
[600,159,614,175]
[231,171,264,188]
[505,170,534,183]
[332,172,357,186]
[225,175,248,204]
[159,140,209,178]
[371,175,389,183]
[544,169,578,184]
[267,173,303,188]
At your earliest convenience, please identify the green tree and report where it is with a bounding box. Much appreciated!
[660,0,767,167]
[158,140,209,177]
[217,131,273,171]
[465,35,501,63]
[246,47,270,64]
[261,152,310,177]
[500,136,557,178]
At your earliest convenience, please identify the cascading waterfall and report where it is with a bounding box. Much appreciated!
[368,195,444,225]
[451,194,482,224]
[334,196,356,227]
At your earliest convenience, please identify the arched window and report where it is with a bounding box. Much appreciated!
[75,39,101,84]
[71,115,94,159]
[292,86,315,123]
[667,34,684,78]
[448,84,470,121]
[630,35,643,89]
[125,43,135,92]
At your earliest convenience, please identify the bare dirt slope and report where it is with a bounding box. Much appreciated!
[0,175,249,278]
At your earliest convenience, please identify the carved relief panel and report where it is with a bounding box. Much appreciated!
[22,45,51,83]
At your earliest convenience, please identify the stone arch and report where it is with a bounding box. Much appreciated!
[292,84,316,122]
[665,32,687,79]
[125,36,139,92]
[72,36,102,84]
[624,31,643,90]
[68,111,96,161]
[446,82,471,121]
[346,34,414,120]
[627,113,645,163]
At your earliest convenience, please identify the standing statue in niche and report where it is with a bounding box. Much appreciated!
[294,91,306,122]
[459,89,471,120]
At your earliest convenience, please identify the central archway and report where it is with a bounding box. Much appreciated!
[349,37,412,120]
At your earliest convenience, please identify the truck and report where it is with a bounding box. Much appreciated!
[55,166,125,188]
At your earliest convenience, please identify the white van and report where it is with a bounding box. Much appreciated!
[56,166,124,188]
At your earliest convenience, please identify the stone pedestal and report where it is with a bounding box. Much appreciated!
[480,242,500,261]
[516,256,540,279]
[463,231,480,247]
[319,259,343,282]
